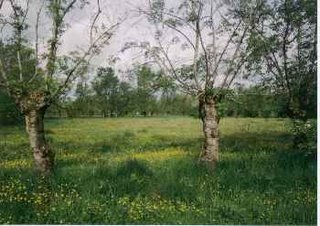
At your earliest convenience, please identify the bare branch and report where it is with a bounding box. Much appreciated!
[9,0,30,82]
[209,1,217,67]
[192,2,202,90]
[51,21,121,100]
[46,0,79,81]
[197,15,211,89]
[21,0,30,25]
[16,50,23,81]
[138,7,196,50]
[225,58,246,89]
[90,0,101,45]
[0,0,4,10]
[220,24,249,88]
[282,3,292,98]
[211,20,242,84]
[216,6,232,27]
[161,10,196,32]
[265,56,283,81]
[156,38,198,94]
[164,22,196,50]
[62,0,77,17]
[27,0,45,84]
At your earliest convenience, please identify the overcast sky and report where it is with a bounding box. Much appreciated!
[1,0,155,77]
[1,0,255,87]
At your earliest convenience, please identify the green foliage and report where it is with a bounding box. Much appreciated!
[133,66,158,115]
[92,67,122,117]
[0,91,22,126]
[291,120,317,158]
[54,65,299,120]
[47,65,197,118]
[0,42,45,92]
[48,82,300,119]
[0,117,316,224]
[245,0,316,120]
[217,86,288,118]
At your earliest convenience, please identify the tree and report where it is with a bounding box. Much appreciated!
[73,79,96,116]
[241,0,316,155]
[134,65,158,116]
[245,0,316,120]
[116,81,134,116]
[125,0,260,167]
[0,0,120,175]
[92,67,120,117]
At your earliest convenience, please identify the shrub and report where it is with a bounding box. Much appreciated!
[291,119,317,157]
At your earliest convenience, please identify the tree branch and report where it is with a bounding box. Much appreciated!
[157,39,195,93]
[223,57,246,91]
[62,0,77,18]
[9,0,29,82]
[28,0,45,84]
[220,24,248,89]
[51,21,120,100]
[90,0,101,45]
[211,20,242,84]
[0,0,4,10]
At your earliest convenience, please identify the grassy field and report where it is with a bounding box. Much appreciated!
[0,117,316,224]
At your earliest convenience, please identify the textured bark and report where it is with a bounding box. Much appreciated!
[199,96,219,167]
[25,109,54,175]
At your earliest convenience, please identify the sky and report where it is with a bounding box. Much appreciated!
[0,0,255,87]
[1,0,154,77]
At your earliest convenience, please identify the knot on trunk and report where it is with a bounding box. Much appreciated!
[19,91,50,114]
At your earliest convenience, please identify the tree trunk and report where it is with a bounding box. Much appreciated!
[25,109,54,175]
[199,96,219,167]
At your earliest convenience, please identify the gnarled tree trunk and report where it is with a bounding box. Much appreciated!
[199,95,219,167]
[25,108,54,175]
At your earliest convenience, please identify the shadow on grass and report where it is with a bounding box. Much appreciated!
[0,125,316,224]
[52,130,201,156]
[220,130,292,152]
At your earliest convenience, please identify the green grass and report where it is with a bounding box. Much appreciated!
[0,117,316,224]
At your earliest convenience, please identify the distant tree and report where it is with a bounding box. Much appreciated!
[238,87,279,118]
[117,81,134,116]
[73,80,96,116]
[133,65,158,116]
[157,76,176,101]
[92,67,120,117]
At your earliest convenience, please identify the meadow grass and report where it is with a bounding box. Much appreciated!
[0,117,316,224]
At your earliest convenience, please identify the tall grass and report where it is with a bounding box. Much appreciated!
[0,117,316,224]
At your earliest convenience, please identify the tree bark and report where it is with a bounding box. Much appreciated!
[199,95,219,167]
[25,109,54,175]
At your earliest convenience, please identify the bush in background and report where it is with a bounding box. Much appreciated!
[291,120,317,158]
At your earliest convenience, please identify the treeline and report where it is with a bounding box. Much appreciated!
[217,87,311,118]
[46,66,315,119]
[47,66,198,118]
[1,66,315,124]
[1,65,316,124]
